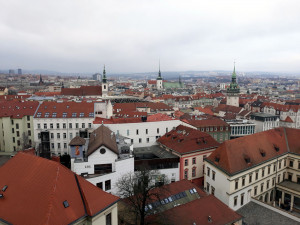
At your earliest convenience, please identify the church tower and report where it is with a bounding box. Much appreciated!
[156,61,163,90]
[226,63,240,107]
[102,65,108,97]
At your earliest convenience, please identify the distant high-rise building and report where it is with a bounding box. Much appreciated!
[8,69,15,75]
[18,68,22,75]
[93,73,101,81]
[226,64,240,107]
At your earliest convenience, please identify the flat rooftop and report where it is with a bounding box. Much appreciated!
[134,145,178,159]
[237,201,299,225]
[278,180,300,193]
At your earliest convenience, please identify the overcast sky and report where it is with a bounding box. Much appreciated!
[1,0,300,74]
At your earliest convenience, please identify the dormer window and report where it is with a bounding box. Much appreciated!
[62,112,67,118]
[259,148,266,157]
[274,144,279,152]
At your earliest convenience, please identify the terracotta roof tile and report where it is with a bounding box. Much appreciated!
[0,152,119,225]
[0,101,39,118]
[206,128,300,175]
[35,101,94,118]
[61,86,102,96]
[157,125,220,155]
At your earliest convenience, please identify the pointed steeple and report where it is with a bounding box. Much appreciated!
[102,65,107,83]
[232,61,237,82]
[227,61,239,93]
[157,60,162,80]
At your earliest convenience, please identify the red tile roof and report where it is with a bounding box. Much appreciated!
[0,101,39,118]
[157,125,220,155]
[0,95,31,101]
[194,106,214,116]
[206,128,300,175]
[214,104,243,114]
[262,102,300,112]
[0,152,119,225]
[34,91,61,96]
[183,117,230,128]
[35,101,94,118]
[61,86,102,96]
[148,195,242,225]
[283,116,293,123]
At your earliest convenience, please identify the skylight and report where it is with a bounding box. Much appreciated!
[63,200,69,208]
[72,113,77,117]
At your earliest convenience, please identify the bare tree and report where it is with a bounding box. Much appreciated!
[116,168,169,225]
[20,132,31,150]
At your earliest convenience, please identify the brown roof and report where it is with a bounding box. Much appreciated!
[148,195,242,225]
[157,125,220,155]
[214,104,243,114]
[183,117,230,128]
[0,101,39,118]
[35,101,94,118]
[69,136,86,146]
[87,125,118,156]
[0,152,119,225]
[206,128,300,175]
[61,86,102,96]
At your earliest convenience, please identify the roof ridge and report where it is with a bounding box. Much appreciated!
[45,165,60,225]
[283,127,290,153]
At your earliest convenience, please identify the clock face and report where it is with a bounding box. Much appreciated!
[100,148,106,154]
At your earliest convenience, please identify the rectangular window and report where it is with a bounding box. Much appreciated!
[63,133,66,139]
[157,128,159,134]
[16,131,20,137]
[17,140,20,146]
[82,123,85,128]
[211,186,215,195]
[44,123,47,129]
[206,182,210,192]
[70,133,73,139]
[192,168,196,177]
[50,123,53,129]
[105,180,111,191]
[12,128,14,133]
[139,138,142,143]
[27,116,30,121]
[290,160,294,168]
[256,171,258,180]
[28,130,31,136]
[166,127,168,133]
[249,174,252,183]
[267,180,270,189]
[242,177,245,186]
[145,129,148,134]
[261,183,264,192]
[262,168,265,177]
[268,166,271,174]
[12,137,15,143]
[241,194,244,206]
[51,133,54,139]
[146,138,149,143]
[57,133,60,139]
[56,123,60,129]
[63,123,66,129]
[106,213,112,225]
[69,123,72,129]
[184,170,188,179]
[57,143,61,149]
[27,123,30,128]
[51,143,54,149]
[212,171,215,181]
[64,143,67,149]
[37,124,41,129]
[127,129,130,136]
[136,129,139,135]
[131,139,133,144]
[185,159,188,166]
[88,123,92,128]
[235,180,238,190]
[16,123,19,129]
[192,157,196,164]
[234,196,238,206]
[207,167,210,177]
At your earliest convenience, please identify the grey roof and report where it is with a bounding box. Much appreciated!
[133,145,178,159]
[250,112,279,118]
[237,201,299,225]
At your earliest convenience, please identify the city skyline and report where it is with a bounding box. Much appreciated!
[1,0,300,74]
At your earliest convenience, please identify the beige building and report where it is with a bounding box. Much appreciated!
[0,87,8,95]
[205,127,300,213]
[0,101,39,154]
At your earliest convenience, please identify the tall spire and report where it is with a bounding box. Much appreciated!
[102,65,107,83]
[157,59,162,80]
